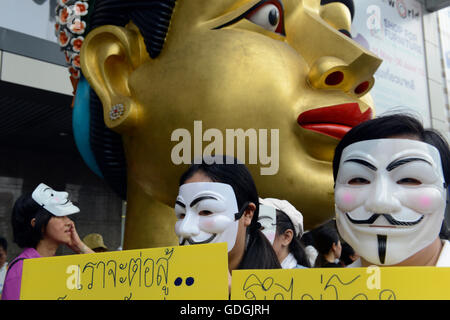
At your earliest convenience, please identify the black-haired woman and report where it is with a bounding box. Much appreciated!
[312,224,342,268]
[2,183,93,300]
[333,113,450,266]
[175,156,281,272]
[259,198,311,268]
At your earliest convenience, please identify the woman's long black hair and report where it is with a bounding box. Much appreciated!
[11,193,53,249]
[311,224,340,267]
[179,156,281,270]
[275,209,311,268]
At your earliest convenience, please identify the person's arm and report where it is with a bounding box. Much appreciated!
[67,221,95,254]
[1,259,25,300]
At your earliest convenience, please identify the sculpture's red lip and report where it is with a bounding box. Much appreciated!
[297,103,372,140]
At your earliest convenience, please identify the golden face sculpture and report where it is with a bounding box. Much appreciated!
[81,0,382,249]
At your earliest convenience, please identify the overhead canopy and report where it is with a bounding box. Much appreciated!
[0,80,76,155]
[422,0,450,11]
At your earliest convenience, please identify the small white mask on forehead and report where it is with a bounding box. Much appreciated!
[31,183,80,216]
[258,204,277,245]
[335,139,446,265]
[174,182,240,252]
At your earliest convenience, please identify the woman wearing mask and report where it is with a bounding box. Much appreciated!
[2,183,93,300]
[174,156,281,271]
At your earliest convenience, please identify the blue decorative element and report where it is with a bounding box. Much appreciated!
[185,277,194,286]
[174,277,183,286]
[72,75,103,178]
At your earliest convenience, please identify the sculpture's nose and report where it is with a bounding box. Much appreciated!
[308,55,377,98]
[287,2,382,96]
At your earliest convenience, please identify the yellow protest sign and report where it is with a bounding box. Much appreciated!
[231,267,450,300]
[20,243,228,300]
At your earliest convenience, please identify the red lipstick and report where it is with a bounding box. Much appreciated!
[297,103,372,139]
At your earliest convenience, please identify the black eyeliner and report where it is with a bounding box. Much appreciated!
[213,0,285,36]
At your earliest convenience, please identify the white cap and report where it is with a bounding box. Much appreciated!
[259,198,304,237]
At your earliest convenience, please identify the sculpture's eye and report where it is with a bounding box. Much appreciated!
[245,1,284,35]
[213,0,285,36]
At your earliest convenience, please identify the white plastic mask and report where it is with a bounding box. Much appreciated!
[258,204,277,245]
[31,183,80,216]
[174,182,240,252]
[335,139,446,265]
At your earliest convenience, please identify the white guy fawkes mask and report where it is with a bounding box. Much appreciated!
[174,182,240,252]
[258,202,277,245]
[31,183,80,216]
[335,139,446,265]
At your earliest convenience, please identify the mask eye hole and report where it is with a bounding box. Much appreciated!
[199,210,213,217]
[245,1,285,35]
[175,201,186,219]
[397,178,421,186]
[348,177,370,185]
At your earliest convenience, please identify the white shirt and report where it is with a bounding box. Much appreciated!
[436,240,450,266]
[0,262,8,294]
[304,245,318,267]
[281,253,298,269]
[347,240,450,267]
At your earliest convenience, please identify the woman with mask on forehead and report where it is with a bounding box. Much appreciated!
[259,198,311,268]
[174,156,281,275]
[2,183,94,300]
[333,113,450,267]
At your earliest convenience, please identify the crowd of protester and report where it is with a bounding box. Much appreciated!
[1,113,450,299]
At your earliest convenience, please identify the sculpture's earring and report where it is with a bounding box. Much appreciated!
[109,103,125,121]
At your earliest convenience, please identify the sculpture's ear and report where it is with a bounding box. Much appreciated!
[80,23,147,132]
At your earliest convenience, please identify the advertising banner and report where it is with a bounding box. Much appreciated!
[439,6,450,106]
[352,0,430,125]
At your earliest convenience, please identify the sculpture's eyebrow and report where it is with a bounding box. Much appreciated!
[344,159,377,171]
[320,0,354,36]
[386,158,431,172]
[190,196,218,208]
[320,0,354,19]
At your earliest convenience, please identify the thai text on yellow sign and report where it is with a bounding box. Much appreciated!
[231,267,450,300]
[20,243,228,300]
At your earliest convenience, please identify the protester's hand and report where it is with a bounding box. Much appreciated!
[67,221,94,254]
